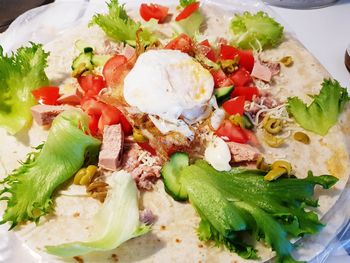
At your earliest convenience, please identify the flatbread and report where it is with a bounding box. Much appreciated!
[0,1,349,262]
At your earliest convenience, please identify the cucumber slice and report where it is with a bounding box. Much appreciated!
[161,152,189,201]
[71,48,94,71]
[92,55,112,67]
[214,86,234,103]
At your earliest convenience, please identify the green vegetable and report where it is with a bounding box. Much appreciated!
[0,110,101,228]
[171,156,338,262]
[161,152,189,201]
[89,0,157,47]
[172,10,204,37]
[179,0,196,7]
[46,171,150,257]
[0,43,49,134]
[230,11,284,50]
[287,79,349,135]
[214,86,234,104]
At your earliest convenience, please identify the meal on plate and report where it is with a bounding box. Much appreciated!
[0,0,349,262]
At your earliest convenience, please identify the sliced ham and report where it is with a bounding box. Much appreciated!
[262,61,281,76]
[121,143,162,190]
[227,141,260,163]
[31,105,75,126]
[98,124,124,171]
[57,89,82,105]
[251,60,272,82]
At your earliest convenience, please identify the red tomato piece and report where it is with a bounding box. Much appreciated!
[98,104,121,132]
[138,142,157,156]
[102,55,128,87]
[32,86,60,105]
[244,129,260,147]
[219,44,240,60]
[88,114,100,136]
[222,96,246,116]
[139,3,169,23]
[175,2,200,21]
[165,34,193,54]
[81,98,106,116]
[215,120,249,144]
[231,86,259,101]
[210,69,233,88]
[229,68,252,87]
[120,114,133,135]
[199,39,216,62]
[77,74,106,96]
[237,49,254,73]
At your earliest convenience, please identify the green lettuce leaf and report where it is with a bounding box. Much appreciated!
[0,43,49,134]
[46,170,150,257]
[179,0,196,7]
[0,110,101,228]
[230,11,284,50]
[287,79,349,135]
[179,159,338,262]
[172,10,204,37]
[89,0,157,46]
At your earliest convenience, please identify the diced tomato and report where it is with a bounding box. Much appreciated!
[165,34,193,54]
[210,69,233,88]
[244,129,260,147]
[237,49,254,73]
[32,86,60,105]
[222,96,246,116]
[81,98,105,116]
[199,39,216,62]
[120,114,133,135]
[139,3,169,23]
[215,120,249,144]
[88,114,100,136]
[231,86,259,101]
[98,104,121,132]
[229,68,252,87]
[77,74,106,96]
[138,142,157,156]
[219,45,255,73]
[102,55,128,87]
[175,2,200,21]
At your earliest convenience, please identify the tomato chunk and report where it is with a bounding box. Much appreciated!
[102,55,128,87]
[81,98,106,116]
[231,86,259,101]
[229,68,252,87]
[222,96,246,116]
[88,114,100,136]
[220,45,254,73]
[138,142,157,156]
[199,39,216,62]
[32,86,60,105]
[210,69,233,88]
[175,2,200,21]
[139,3,169,23]
[78,74,106,97]
[215,120,249,144]
[165,34,193,54]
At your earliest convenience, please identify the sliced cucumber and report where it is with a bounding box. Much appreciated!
[214,86,234,104]
[92,54,112,67]
[161,152,189,201]
[72,48,94,71]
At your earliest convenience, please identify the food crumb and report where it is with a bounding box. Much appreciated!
[73,212,80,217]
[73,256,84,263]
[157,238,161,242]
[160,225,166,230]
[175,238,181,243]
[111,254,119,262]
[198,244,204,248]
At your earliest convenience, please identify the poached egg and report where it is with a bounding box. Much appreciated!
[124,50,214,137]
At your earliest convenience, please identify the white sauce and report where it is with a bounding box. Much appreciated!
[204,136,231,171]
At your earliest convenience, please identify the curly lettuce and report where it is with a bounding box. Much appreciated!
[179,0,197,7]
[0,110,101,228]
[287,79,349,136]
[0,43,49,134]
[167,158,338,262]
[89,0,157,46]
[230,11,284,50]
[46,171,150,257]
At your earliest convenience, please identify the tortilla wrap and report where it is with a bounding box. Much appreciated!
[0,1,349,262]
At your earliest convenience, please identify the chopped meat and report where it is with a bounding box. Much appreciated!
[98,124,124,171]
[57,89,82,105]
[121,143,162,190]
[139,209,156,225]
[31,105,75,126]
[227,141,260,163]
[251,60,272,82]
[262,61,281,76]
[122,45,136,60]
[244,93,280,117]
